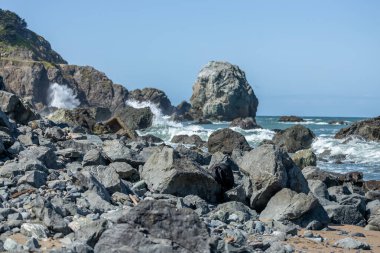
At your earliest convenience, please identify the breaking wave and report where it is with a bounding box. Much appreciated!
[48,83,80,109]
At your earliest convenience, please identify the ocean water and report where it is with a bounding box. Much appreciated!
[129,101,380,180]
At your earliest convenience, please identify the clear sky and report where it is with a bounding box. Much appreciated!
[1,0,379,117]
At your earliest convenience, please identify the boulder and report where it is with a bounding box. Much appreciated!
[324,204,366,226]
[171,134,205,147]
[102,140,144,167]
[19,146,58,169]
[208,201,258,223]
[0,91,38,124]
[230,117,262,130]
[291,149,317,169]
[335,116,380,141]
[238,144,309,211]
[190,61,258,121]
[172,101,193,121]
[278,116,304,122]
[128,88,174,115]
[141,146,222,202]
[94,200,211,253]
[114,105,153,130]
[302,167,363,188]
[273,125,316,153]
[366,208,380,231]
[98,117,137,139]
[259,188,329,227]
[207,128,251,154]
[333,238,370,250]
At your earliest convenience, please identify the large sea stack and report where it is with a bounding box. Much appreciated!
[190,61,259,121]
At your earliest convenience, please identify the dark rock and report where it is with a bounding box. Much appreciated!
[278,116,304,122]
[209,162,234,192]
[74,219,108,248]
[302,167,363,188]
[328,120,348,125]
[325,204,366,226]
[128,88,174,115]
[109,162,139,182]
[190,61,258,121]
[238,144,309,211]
[44,126,66,142]
[175,145,211,166]
[193,118,212,125]
[94,200,211,253]
[139,134,163,143]
[207,128,251,154]
[18,170,47,188]
[171,134,205,147]
[141,146,222,203]
[273,125,316,153]
[230,117,262,130]
[82,149,107,166]
[335,116,380,141]
[114,105,153,130]
[19,145,58,169]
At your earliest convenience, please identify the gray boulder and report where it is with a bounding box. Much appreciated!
[333,237,370,250]
[324,204,366,226]
[208,201,258,223]
[128,87,174,115]
[82,149,107,166]
[19,145,58,169]
[273,125,315,153]
[0,91,38,124]
[18,170,47,188]
[190,61,258,121]
[94,200,211,253]
[207,128,251,154]
[141,146,222,203]
[238,144,309,211]
[102,140,144,167]
[259,188,329,227]
[171,134,205,147]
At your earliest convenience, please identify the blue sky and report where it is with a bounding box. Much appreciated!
[1,0,380,117]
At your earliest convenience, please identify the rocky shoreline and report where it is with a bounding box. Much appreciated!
[0,8,380,253]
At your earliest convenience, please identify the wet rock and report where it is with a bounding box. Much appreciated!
[238,144,309,211]
[291,149,317,169]
[190,61,258,121]
[278,116,304,122]
[333,237,370,250]
[207,128,251,154]
[335,116,380,142]
[141,146,222,203]
[171,134,205,147]
[273,125,315,153]
[128,88,174,115]
[259,188,329,227]
[114,105,153,130]
[94,200,211,253]
[230,117,261,130]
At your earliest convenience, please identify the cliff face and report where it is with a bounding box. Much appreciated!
[0,9,128,112]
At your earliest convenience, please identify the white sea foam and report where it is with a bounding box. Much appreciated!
[232,127,275,145]
[312,136,380,165]
[48,83,80,109]
[279,121,329,125]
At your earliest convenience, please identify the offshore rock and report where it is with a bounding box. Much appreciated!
[230,117,262,130]
[278,116,304,122]
[335,116,380,142]
[128,87,174,115]
[190,61,258,121]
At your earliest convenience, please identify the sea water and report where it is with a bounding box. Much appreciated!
[129,100,380,180]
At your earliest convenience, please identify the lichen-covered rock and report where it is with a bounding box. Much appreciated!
[335,116,380,142]
[94,200,211,253]
[141,146,221,202]
[273,125,316,153]
[291,149,317,169]
[190,61,258,121]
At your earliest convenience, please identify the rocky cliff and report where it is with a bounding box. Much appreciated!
[0,9,128,112]
[190,61,259,121]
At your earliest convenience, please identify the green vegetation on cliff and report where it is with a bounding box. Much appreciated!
[0,9,66,64]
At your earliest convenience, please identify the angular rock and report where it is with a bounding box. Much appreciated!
[0,90,38,124]
[108,162,139,182]
[21,223,48,239]
[209,201,258,223]
[190,61,258,121]
[84,165,125,194]
[259,188,329,227]
[207,128,250,154]
[333,237,370,250]
[238,144,309,211]
[273,125,315,153]
[19,145,58,169]
[18,170,47,188]
[95,200,211,253]
[102,140,143,166]
[141,146,222,202]
[82,149,107,166]
[291,149,317,169]
[325,204,366,226]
